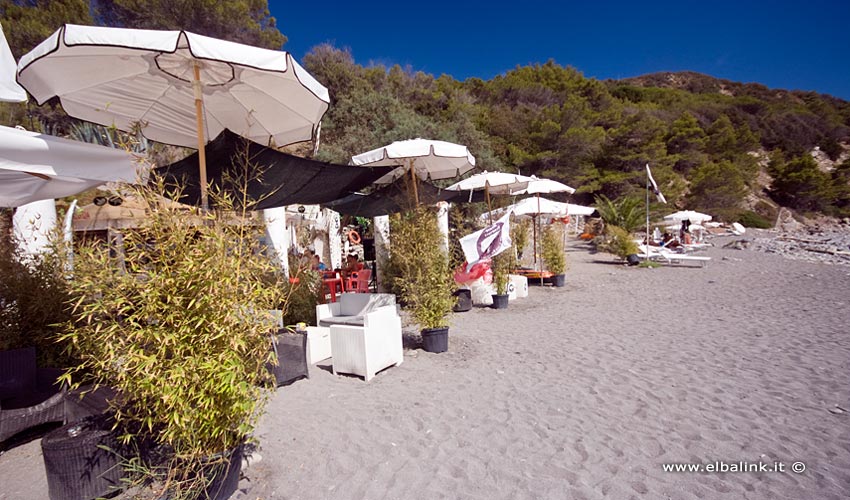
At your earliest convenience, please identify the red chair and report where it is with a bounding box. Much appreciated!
[346,268,372,293]
[322,271,345,302]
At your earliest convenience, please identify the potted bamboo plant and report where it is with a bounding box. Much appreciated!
[490,251,510,309]
[386,208,455,353]
[60,180,288,500]
[542,224,568,287]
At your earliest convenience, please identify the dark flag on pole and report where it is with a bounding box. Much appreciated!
[646,163,667,204]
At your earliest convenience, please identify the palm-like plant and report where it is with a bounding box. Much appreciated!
[594,194,644,233]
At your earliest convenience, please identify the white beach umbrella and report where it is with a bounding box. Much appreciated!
[0,125,140,207]
[446,170,534,221]
[663,210,713,223]
[565,203,595,216]
[351,138,475,202]
[498,196,568,217]
[0,24,26,102]
[446,171,533,195]
[512,176,576,196]
[510,177,575,267]
[17,24,330,209]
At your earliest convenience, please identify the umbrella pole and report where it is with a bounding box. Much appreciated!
[193,62,209,211]
[409,159,419,204]
[486,182,493,225]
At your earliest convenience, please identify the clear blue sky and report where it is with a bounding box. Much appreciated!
[269,0,850,100]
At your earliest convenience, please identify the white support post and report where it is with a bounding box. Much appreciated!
[436,201,450,254]
[328,209,343,271]
[373,215,390,292]
[263,207,290,277]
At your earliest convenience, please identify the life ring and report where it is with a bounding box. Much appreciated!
[348,230,361,245]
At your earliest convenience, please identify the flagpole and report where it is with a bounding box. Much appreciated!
[646,164,651,259]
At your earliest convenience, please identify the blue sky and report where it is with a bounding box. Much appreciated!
[269,0,850,100]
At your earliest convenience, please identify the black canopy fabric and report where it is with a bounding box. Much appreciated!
[325,177,489,217]
[152,129,395,210]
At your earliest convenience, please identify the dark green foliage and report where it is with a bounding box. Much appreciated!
[594,194,645,233]
[2,3,849,217]
[0,0,93,58]
[0,231,73,367]
[737,210,773,229]
[93,0,286,49]
[687,160,748,211]
[768,154,842,213]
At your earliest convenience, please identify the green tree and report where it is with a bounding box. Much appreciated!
[687,160,748,211]
[1,0,92,58]
[769,154,835,212]
[92,0,286,49]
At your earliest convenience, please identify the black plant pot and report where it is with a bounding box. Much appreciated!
[452,289,472,312]
[550,274,566,287]
[626,254,640,266]
[197,444,243,500]
[267,330,309,387]
[491,293,509,309]
[42,415,123,500]
[421,327,449,353]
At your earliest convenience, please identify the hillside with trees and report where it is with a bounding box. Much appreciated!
[3,1,849,223]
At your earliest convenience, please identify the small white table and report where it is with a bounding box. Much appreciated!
[306,326,332,364]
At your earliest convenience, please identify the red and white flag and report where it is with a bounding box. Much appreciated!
[646,163,667,204]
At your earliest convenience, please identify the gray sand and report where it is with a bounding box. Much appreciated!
[2,237,849,499]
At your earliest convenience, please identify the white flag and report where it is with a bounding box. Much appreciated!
[459,210,512,267]
[646,163,667,204]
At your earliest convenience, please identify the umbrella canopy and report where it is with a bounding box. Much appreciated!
[0,125,139,207]
[17,24,329,148]
[565,203,596,216]
[496,196,568,217]
[445,171,533,195]
[1,24,26,102]
[663,210,713,223]
[512,176,575,195]
[153,129,393,210]
[17,24,330,209]
[351,138,476,184]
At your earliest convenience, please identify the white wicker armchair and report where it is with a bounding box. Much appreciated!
[316,293,402,381]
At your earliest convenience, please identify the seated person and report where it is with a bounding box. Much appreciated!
[311,254,327,271]
[340,254,361,281]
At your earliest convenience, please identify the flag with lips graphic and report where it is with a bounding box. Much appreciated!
[459,210,512,268]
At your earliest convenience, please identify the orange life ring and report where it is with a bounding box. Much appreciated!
[348,230,361,245]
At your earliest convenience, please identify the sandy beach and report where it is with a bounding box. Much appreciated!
[2,234,849,499]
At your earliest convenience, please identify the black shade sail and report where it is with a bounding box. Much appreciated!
[325,177,489,217]
[153,129,395,210]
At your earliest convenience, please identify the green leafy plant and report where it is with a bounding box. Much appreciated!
[541,224,567,274]
[510,218,530,259]
[0,223,73,367]
[594,194,645,234]
[385,208,455,330]
[737,210,773,229]
[59,179,289,498]
[491,251,511,295]
[597,225,640,260]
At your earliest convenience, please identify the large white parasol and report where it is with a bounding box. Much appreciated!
[446,170,534,221]
[17,24,330,209]
[0,23,26,102]
[663,210,713,223]
[0,125,139,207]
[351,138,475,203]
[510,177,575,267]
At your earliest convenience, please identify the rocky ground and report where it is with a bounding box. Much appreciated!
[720,218,850,267]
